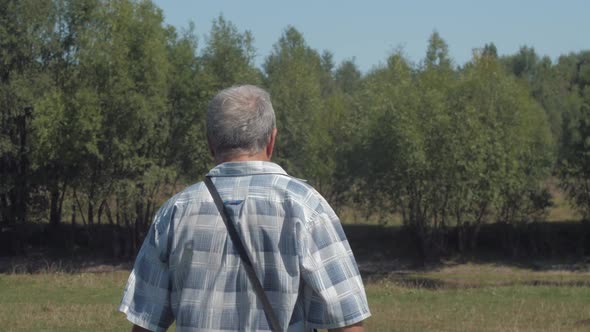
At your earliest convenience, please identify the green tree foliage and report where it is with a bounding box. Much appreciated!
[201,15,261,93]
[76,0,172,231]
[328,59,365,204]
[165,23,209,181]
[502,48,590,220]
[503,46,539,82]
[455,55,553,227]
[1,0,59,225]
[425,31,452,69]
[501,46,567,147]
[354,33,553,256]
[0,2,584,258]
[25,0,174,233]
[335,58,362,95]
[31,0,103,227]
[558,51,590,219]
[482,43,498,58]
[263,29,354,197]
[263,27,325,179]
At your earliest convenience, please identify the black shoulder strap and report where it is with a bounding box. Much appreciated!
[204,176,283,332]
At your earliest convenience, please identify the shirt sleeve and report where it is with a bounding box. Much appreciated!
[119,199,176,331]
[297,200,371,330]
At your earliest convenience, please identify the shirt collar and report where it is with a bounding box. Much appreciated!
[206,161,288,177]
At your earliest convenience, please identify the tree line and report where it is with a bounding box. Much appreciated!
[1,0,589,255]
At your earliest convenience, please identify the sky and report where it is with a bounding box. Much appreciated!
[152,0,590,73]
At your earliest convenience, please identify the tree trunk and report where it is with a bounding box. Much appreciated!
[58,182,67,223]
[73,189,87,226]
[98,200,105,225]
[457,226,466,253]
[469,203,488,251]
[71,202,76,226]
[49,184,61,227]
[116,197,120,226]
[469,223,482,251]
[15,107,30,224]
[105,201,114,225]
[0,193,8,225]
[135,199,145,247]
[87,201,94,226]
[144,200,153,227]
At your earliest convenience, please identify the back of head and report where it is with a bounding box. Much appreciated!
[206,85,276,161]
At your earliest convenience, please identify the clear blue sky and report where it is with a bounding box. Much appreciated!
[152,0,590,73]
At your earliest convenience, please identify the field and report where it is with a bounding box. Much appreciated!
[1,263,589,331]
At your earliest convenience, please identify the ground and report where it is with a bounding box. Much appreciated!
[1,260,589,331]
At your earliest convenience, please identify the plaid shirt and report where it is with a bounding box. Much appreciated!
[119,161,370,331]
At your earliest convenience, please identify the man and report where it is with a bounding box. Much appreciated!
[119,85,371,331]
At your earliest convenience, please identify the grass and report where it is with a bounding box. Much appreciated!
[366,264,590,331]
[1,264,589,331]
[366,282,589,331]
[0,272,129,331]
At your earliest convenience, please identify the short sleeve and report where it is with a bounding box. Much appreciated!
[119,200,177,331]
[297,202,371,330]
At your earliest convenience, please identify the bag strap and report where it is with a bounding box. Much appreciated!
[204,176,283,332]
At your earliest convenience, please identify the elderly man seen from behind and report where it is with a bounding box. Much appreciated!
[119,85,371,331]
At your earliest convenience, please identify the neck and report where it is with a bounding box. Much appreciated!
[216,151,269,165]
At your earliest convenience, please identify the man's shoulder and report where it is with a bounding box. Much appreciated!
[153,182,209,220]
[282,176,317,199]
[280,176,335,218]
[176,181,208,202]
[163,174,332,217]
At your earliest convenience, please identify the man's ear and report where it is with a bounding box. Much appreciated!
[266,128,278,160]
[207,137,215,158]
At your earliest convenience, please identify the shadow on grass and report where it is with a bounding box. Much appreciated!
[1,222,589,276]
[342,222,590,282]
[0,254,133,274]
[382,275,590,290]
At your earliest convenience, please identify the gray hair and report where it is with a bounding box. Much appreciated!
[206,85,276,159]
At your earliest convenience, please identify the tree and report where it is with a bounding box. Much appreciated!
[356,51,420,221]
[335,58,362,95]
[354,35,553,258]
[501,46,568,147]
[502,46,539,83]
[425,31,452,70]
[482,43,498,58]
[455,54,553,227]
[86,0,172,237]
[328,58,364,202]
[263,27,325,181]
[165,23,209,181]
[0,0,71,226]
[559,51,590,219]
[35,0,104,227]
[200,15,261,93]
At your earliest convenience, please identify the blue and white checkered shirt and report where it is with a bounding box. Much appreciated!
[119,161,371,331]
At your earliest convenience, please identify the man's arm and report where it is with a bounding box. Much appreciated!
[328,321,365,332]
[132,325,152,332]
[297,197,371,330]
[119,199,177,331]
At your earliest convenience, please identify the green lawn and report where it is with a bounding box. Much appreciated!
[367,281,590,331]
[0,265,589,331]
